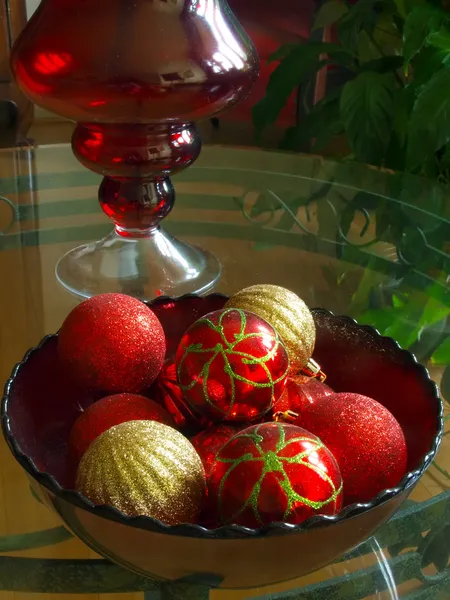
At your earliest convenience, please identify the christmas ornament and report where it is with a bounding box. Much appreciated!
[76,420,205,524]
[150,360,206,430]
[224,285,320,379]
[274,379,334,418]
[69,393,174,464]
[299,393,407,505]
[58,293,165,394]
[176,308,289,422]
[191,424,243,475]
[208,422,343,527]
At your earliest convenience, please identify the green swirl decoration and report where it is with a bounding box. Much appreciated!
[217,423,343,525]
[177,309,289,418]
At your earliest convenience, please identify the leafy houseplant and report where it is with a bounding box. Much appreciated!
[251,0,450,437]
[253,0,450,182]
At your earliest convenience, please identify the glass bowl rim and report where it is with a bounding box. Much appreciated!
[1,295,444,539]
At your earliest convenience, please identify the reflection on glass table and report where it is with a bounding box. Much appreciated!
[0,143,448,600]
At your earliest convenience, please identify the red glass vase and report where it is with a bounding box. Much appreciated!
[11,0,258,299]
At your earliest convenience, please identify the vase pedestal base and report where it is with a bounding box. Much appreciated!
[55,227,221,301]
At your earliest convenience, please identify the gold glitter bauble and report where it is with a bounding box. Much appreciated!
[76,420,205,525]
[225,284,315,376]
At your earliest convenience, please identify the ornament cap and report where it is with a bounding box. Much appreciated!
[298,358,327,382]
[273,410,299,424]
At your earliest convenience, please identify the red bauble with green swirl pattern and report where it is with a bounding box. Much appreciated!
[176,308,289,422]
[208,422,343,527]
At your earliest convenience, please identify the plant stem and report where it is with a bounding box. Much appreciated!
[366,30,404,88]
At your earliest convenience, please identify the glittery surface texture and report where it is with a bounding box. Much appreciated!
[225,285,316,376]
[274,379,334,417]
[300,392,408,506]
[76,420,205,524]
[208,422,342,527]
[176,308,289,422]
[69,393,174,464]
[312,309,437,472]
[58,293,165,394]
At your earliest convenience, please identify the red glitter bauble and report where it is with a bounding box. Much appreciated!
[69,393,174,464]
[208,422,343,527]
[58,293,165,393]
[191,424,243,475]
[149,361,206,430]
[176,308,289,422]
[274,379,334,418]
[299,392,408,506]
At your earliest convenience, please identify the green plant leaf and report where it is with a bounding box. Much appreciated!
[357,307,402,334]
[392,85,416,147]
[384,136,405,177]
[291,96,343,152]
[253,42,346,135]
[338,0,378,52]
[360,55,404,73]
[407,68,450,169]
[394,0,407,18]
[312,100,344,152]
[427,27,450,52]
[427,26,450,66]
[266,42,345,95]
[268,43,300,64]
[418,294,450,329]
[393,294,406,308]
[412,45,445,85]
[410,317,448,362]
[313,0,349,31]
[402,0,432,16]
[252,94,287,138]
[441,365,450,400]
[399,176,446,233]
[403,4,446,65]
[357,29,383,63]
[439,142,450,170]
[340,71,394,163]
[431,336,450,365]
[279,126,302,152]
[310,85,343,110]
[385,316,424,349]
[373,12,402,54]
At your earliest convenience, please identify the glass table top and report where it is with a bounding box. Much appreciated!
[0,143,449,600]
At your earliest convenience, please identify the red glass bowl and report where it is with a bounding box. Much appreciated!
[1,295,443,589]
